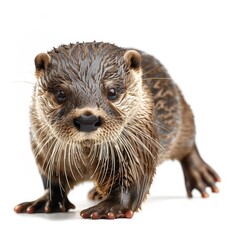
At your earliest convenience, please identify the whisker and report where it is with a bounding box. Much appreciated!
[11,80,35,85]
[142,119,172,133]
[142,64,162,76]
[47,137,61,199]
[123,126,164,158]
[107,141,116,195]
[142,77,172,81]
[99,142,109,185]
[72,143,83,178]
[63,142,71,190]
[90,141,101,179]
[68,141,77,181]
[125,124,165,152]
[119,133,143,177]
[52,140,65,195]
[113,140,125,188]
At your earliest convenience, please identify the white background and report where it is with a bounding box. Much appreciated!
[1,0,239,239]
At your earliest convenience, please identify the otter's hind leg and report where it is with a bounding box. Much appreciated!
[180,145,221,198]
[169,91,221,198]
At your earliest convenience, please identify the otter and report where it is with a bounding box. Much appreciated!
[14,42,220,219]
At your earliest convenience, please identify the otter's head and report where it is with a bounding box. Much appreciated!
[34,42,143,144]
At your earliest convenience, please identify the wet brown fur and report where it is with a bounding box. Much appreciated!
[31,42,158,205]
[14,42,220,218]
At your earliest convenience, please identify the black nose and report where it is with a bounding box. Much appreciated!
[73,115,101,132]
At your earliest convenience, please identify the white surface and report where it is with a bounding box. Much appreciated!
[1,0,239,239]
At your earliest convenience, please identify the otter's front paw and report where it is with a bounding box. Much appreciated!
[181,157,221,198]
[14,192,75,214]
[80,200,134,219]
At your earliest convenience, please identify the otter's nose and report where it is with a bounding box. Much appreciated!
[73,115,101,132]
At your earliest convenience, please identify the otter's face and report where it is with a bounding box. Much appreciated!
[34,43,143,143]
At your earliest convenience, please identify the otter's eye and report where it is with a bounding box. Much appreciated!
[107,88,117,101]
[56,90,66,103]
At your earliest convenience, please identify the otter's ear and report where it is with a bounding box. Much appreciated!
[123,50,141,70]
[34,53,51,76]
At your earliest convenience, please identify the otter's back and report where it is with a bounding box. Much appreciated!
[141,52,181,156]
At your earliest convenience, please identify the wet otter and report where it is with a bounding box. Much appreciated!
[14,42,220,219]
